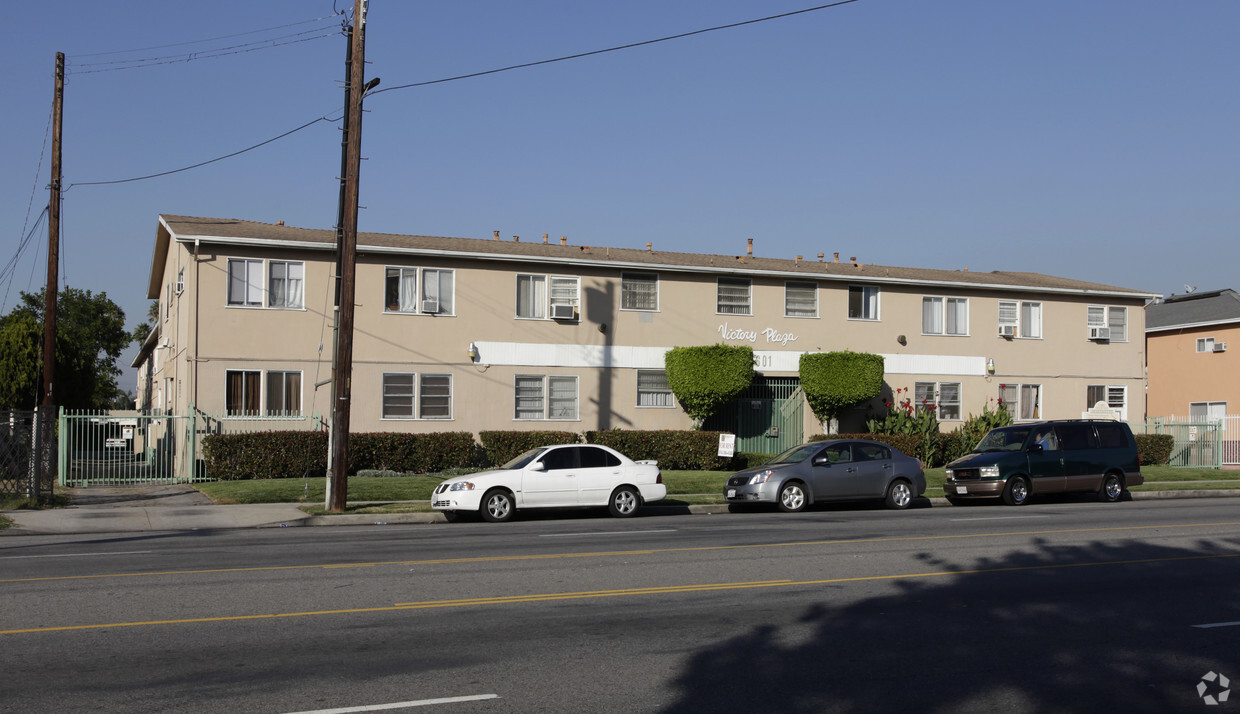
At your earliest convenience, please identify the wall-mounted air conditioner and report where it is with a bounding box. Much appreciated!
[999,324,1016,337]
[421,298,439,314]
[174,280,184,295]
[1089,326,1110,340]
[550,304,577,320]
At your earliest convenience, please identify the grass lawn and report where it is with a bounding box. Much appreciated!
[193,464,1240,514]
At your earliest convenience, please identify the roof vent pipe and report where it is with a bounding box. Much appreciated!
[646,242,652,251]
[833,252,839,263]
[817,253,824,262]
[543,233,549,244]
[747,238,754,256]
[560,236,567,246]
[493,230,500,241]
[513,235,520,242]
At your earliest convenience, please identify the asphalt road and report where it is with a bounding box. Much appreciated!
[2,497,1238,713]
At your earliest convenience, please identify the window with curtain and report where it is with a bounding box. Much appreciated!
[1020,301,1042,338]
[848,285,879,320]
[999,383,1041,420]
[226,370,261,415]
[227,259,263,306]
[268,261,304,309]
[784,281,817,318]
[922,297,967,335]
[422,269,454,315]
[419,374,452,419]
[637,370,674,407]
[385,267,417,313]
[717,278,751,315]
[914,381,961,420]
[621,273,658,310]
[265,371,301,415]
[516,275,547,319]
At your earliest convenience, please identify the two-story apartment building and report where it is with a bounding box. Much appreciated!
[136,215,1154,455]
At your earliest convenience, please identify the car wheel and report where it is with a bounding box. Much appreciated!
[1002,476,1031,506]
[777,481,807,513]
[480,489,515,523]
[1099,473,1124,503]
[608,486,641,518]
[884,479,913,510]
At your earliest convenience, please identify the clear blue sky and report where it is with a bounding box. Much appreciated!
[5,1,1239,392]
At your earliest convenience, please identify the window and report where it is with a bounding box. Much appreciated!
[621,272,658,311]
[923,297,968,335]
[386,267,455,314]
[915,381,961,421]
[381,373,454,420]
[1088,305,1128,342]
[227,259,263,306]
[1189,401,1227,421]
[848,285,879,320]
[784,281,817,318]
[226,370,261,415]
[1197,337,1216,353]
[385,267,417,312]
[421,269,454,315]
[228,258,304,309]
[517,274,578,319]
[717,277,752,315]
[999,300,1041,338]
[637,370,674,407]
[265,371,301,416]
[515,375,579,420]
[999,383,1041,420]
[268,261,304,309]
[1086,385,1126,411]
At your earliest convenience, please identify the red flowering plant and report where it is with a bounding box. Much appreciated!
[865,387,941,464]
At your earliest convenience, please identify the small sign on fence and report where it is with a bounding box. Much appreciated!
[718,433,736,458]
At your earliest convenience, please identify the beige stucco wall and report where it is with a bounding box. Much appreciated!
[148,236,1148,439]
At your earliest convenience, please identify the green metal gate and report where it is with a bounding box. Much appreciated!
[1144,417,1224,468]
[705,377,804,456]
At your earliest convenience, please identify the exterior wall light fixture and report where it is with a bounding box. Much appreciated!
[468,342,478,361]
[986,357,995,375]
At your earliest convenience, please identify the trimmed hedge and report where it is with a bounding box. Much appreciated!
[1135,433,1174,465]
[584,429,743,470]
[478,430,579,467]
[202,431,327,481]
[350,432,476,473]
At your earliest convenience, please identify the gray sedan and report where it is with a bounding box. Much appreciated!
[724,440,926,512]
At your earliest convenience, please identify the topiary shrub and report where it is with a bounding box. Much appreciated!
[1134,433,1174,465]
[800,351,883,432]
[665,344,755,428]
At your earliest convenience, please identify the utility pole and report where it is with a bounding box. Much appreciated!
[35,52,64,498]
[327,0,369,513]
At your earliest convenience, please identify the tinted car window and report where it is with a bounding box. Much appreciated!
[540,447,578,471]
[1095,422,1127,448]
[855,443,891,461]
[1057,423,1099,450]
[579,446,620,468]
[820,443,853,464]
[1029,425,1060,451]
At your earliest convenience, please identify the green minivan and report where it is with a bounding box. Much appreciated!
[943,420,1143,506]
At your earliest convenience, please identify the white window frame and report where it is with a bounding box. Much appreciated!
[1087,305,1128,342]
[716,277,752,316]
[264,370,302,416]
[1196,337,1217,353]
[1189,401,1228,421]
[421,268,455,316]
[999,382,1042,421]
[621,272,659,311]
[268,261,304,309]
[380,372,455,420]
[636,369,675,408]
[999,300,1042,339]
[784,281,818,318]
[922,296,968,336]
[227,258,304,309]
[549,276,580,320]
[914,381,962,421]
[385,267,456,315]
[847,285,879,321]
[1087,384,1127,414]
[225,369,262,415]
[516,274,579,320]
[514,375,579,421]
[227,258,263,307]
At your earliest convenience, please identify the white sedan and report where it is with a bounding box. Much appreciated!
[432,444,666,522]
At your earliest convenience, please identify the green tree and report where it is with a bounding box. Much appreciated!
[131,300,159,344]
[0,288,131,409]
[664,344,755,428]
[800,351,884,433]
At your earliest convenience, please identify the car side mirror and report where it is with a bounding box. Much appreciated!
[528,461,546,472]
[812,455,831,466]
[1026,443,1043,454]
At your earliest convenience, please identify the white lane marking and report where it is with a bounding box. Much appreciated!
[540,529,677,537]
[949,516,1050,522]
[1192,621,1240,629]
[0,550,153,560]
[284,694,499,713]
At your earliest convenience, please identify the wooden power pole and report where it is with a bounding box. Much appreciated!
[35,51,64,497]
[327,0,369,512]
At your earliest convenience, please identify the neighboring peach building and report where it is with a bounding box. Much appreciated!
[1146,288,1240,465]
[137,215,1154,466]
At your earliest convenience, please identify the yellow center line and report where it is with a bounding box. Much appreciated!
[3,521,1239,584]
[3,552,1236,636]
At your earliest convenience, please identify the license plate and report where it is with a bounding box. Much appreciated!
[956,486,968,494]
[727,489,737,498]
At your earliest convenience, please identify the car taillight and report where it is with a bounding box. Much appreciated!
[656,471,663,484]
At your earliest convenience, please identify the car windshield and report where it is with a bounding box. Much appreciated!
[973,427,1032,453]
[768,444,821,464]
[502,447,550,470]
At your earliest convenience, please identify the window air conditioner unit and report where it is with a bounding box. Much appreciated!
[420,298,439,314]
[1214,342,1227,352]
[1089,326,1110,340]
[174,280,184,295]
[550,303,577,320]
[999,324,1016,337]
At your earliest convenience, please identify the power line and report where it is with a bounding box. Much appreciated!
[370,0,863,96]
[72,13,343,57]
[67,28,340,75]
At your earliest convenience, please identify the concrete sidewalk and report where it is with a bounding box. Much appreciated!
[2,483,1237,536]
